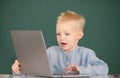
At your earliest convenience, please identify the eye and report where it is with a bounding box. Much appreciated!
[65,33,70,36]
[56,33,60,36]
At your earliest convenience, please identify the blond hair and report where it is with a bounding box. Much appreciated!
[56,10,85,30]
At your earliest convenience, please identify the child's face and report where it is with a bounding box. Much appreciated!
[56,21,83,53]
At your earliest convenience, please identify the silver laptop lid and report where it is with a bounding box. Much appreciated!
[11,30,52,77]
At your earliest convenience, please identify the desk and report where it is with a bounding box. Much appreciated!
[0,74,119,78]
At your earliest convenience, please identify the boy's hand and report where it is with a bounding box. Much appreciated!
[11,60,21,74]
[64,64,80,75]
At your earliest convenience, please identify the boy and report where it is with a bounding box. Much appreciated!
[12,11,108,75]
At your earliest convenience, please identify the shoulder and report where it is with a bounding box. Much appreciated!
[46,46,63,57]
[78,46,96,56]
[46,46,61,54]
[78,46,99,61]
[47,46,60,51]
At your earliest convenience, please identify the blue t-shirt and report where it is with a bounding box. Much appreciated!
[47,46,109,75]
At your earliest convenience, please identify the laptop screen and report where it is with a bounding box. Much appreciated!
[11,30,52,77]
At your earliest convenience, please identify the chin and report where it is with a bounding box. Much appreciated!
[60,47,66,51]
[62,48,69,52]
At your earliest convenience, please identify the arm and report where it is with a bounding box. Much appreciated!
[64,48,108,75]
[79,51,109,75]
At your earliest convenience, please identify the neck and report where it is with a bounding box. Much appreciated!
[64,45,78,54]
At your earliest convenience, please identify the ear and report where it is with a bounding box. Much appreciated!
[77,31,84,40]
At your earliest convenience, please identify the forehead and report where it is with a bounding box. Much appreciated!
[56,22,79,33]
[56,21,80,30]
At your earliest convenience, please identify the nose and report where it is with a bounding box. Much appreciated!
[58,34,65,41]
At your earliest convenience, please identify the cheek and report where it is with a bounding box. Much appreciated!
[69,36,78,42]
[68,37,75,41]
[56,36,58,40]
[56,36,59,42]
[74,34,80,40]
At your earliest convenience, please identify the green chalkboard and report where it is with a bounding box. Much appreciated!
[0,0,120,74]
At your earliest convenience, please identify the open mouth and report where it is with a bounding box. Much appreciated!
[60,42,67,46]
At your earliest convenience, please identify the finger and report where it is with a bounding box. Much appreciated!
[67,64,74,68]
[13,66,21,74]
[64,65,74,74]
[64,64,76,71]
[14,62,20,70]
[72,65,80,74]
[68,64,79,71]
[64,67,72,71]
[12,63,21,74]
[65,64,80,74]
[12,64,19,71]
[15,60,20,65]
[74,65,80,71]
[65,70,73,74]
[64,64,74,71]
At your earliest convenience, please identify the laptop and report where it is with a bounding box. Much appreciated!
[11,30,89,78]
